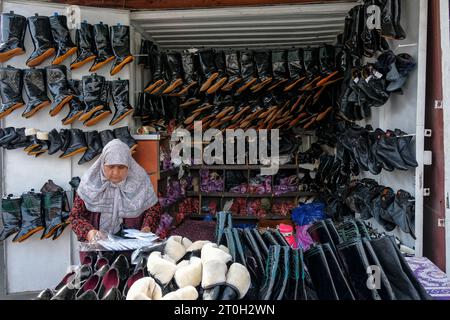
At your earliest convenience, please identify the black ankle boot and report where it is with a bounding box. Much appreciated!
[47,65,73,116]
[304,245,339,300]
[110,24,133,76]
[79,74,107,122]
[13,190,44,242]
[26,14,55,67]
[394,129,418,167]
[259,245,281,300]
[0,66,24,119]
[90,22,114,72]
[40,191,64,239]
[79,131,103,165]
[0,11,26,63]
[99,129,115,148]
[71,22,96,70]
[47,129,62,155]
[113,126,137,151]
[49,14,77,65]
[0,195,22,241]
[386,189,416,238]
[376,129,410,170]
[109,79,133,125]
[59,129,88,159]
[22,68,51,118]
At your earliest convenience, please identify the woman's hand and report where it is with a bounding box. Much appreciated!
[141,226,151,233]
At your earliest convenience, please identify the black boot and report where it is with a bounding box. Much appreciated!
[49,13,77,65]
[0,195,22,241]
[70,22,96,70]
[394,129,418,167]
[13,190,44,242]
[199,49,219,92]
[110,24,133,76]
[90,22,114,72]
[251,50,273,92]
[22,68,51,118]
[304,245,339,300]
[177,51,199,95]
[386,189,416,238]
[284,48,305,91]
[268,50,288,91]
[236,50,257,94]
[0,127,18,147]
[109,79,133,125]
[375,129,409,171]
[83,104,112,127]
[59,129,88,159]
[46,65,73,116]
[62,79,84,125]
[78,131,102,165]
[0,11,26,63]
[79,74,107,122]
[259,245,281,300]
[26,14,55,67]
[144,51,166,93]
[337,239,381,300]
[0,66,24,119]
[47,129,63,155]
[113,126,137,151]
[371,236,431,300]
[40,190,64,239]
[206,50,228,94]
[99,129,115,148]
[162,52,184,94]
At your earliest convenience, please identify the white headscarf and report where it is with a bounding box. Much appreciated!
[77,139,158,234]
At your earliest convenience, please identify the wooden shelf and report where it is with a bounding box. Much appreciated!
[186,191,317,198]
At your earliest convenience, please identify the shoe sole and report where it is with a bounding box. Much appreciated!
[316,71,339,87]
[144,80,165,93]
[231,105,250,122]
[150,82,168,95]
[236,78,257,94]
[110,56,134,76]
[109,109,134,126]
[49,95,74,117]
[200,73,219,92]
[26,48,56,67]
[52,47,78,65]
[180,98,201,108]
[78,105,104,122]
[221,78,242,92]
[24,143,40,153]
[316,107,333,121]
[23,101,51,118]
[0,47,25,63]
[15,227,45,242]
[84,111,112,127]
[60,146,88,159]
[267,78,288,91]
[62,111,84,125]
[162,79,183,94]
[89,56,115,72]
[283,77,306,92]
[206,77,228,95]
[70,55,97,70]
[250,77,273,92]
[0,102,24,120]
[176,82,198,96]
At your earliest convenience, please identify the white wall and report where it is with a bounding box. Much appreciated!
[1,0,132,293]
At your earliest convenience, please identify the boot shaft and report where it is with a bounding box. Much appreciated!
[111,79,130,108]
[21,191,42,223]
[82,74,106,106]
[0,66,24,104]
[1,12,27,48]
[23,68,48,101]
[76,22,94,51]
[287,48,304,80]
[49,14,75,48]
[27,15,54,50]
[46,64,70,96]
[42,191,63,220]
[199,49,217,76]
[224,51,241,79]
[110,24,131,58]
[165,52,182,78]
[1,195,22,220]
[254,50,272,79]
[93,22,113,58]
[181,52,198,84]
[240,50,256,80]
[271,49,288,80]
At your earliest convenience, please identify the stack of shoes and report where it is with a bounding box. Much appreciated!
[304,218,431,300]
[0,180,71,243]
[0,126,137,162]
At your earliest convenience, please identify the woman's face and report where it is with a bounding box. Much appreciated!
[103,164,128,184]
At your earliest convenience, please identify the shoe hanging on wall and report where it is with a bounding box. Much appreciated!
[59,128,88,158]
[113,126,137,151]
[46,65,73,117]
[78,130,102,165]
[26,14,55,67]
[0,11,27,63]
[70,21,96,70]
[198,49,219,92]
[90,22,115,72]
[62,79,84,125]
[206,50,228,94]
[78,74,107,122]
[13,190,44,242]
[22,68,51,118]
[110,24,133,76]
[0,195,22,241]
[221,51,242,92]
[109,79,133,125]
[49,13,77,65]
[162,52,184,94]
[0,66,24,120]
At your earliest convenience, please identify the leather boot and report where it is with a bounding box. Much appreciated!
[13,190,44,242]
[99,129,115,148]
[47,65,73,116]
[0,127,17,147]
[22,68,51,118]
[372,128,394,171]
[198,49,219,92]
[207,50,228,94]
[284,248,307,300]
[47,129,63,155]
[221,51,242,92]
[110,24,133,76]
[70,22,96,70]
[284,48,305,91]
[370,236,431,300]
[302,47,320,88]
[386,189,416,239]
[268,50,288,91]
[82,82,111,127]
[40,191,63,239]
[259,245,281,300]
[0,66,24,119]
[318,44,336,75]
[371,187,398,232]
[251,50,273,92]
[304,245,339,300]
[394,129,418,167]
[337,239,381,300]
[113,126,137,151]
[161,52,183,94]
[144,51,166,93]
[177,51,199,95]
[62,80,84,125]
[376,129,409,170]
[79,74,107,121]
[109,79,133,125]
[0,195,22,241]
[90,22,114,72]
[236,50,257,94]
[26,14,55,67]
[49,13,77,65]
[322,243,355,300]
[59,129,88,158]
[0,11,26,63]
[78,130,102,165]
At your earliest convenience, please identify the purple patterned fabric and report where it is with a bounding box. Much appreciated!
[295,224,314,251]
[406,256,450,300]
